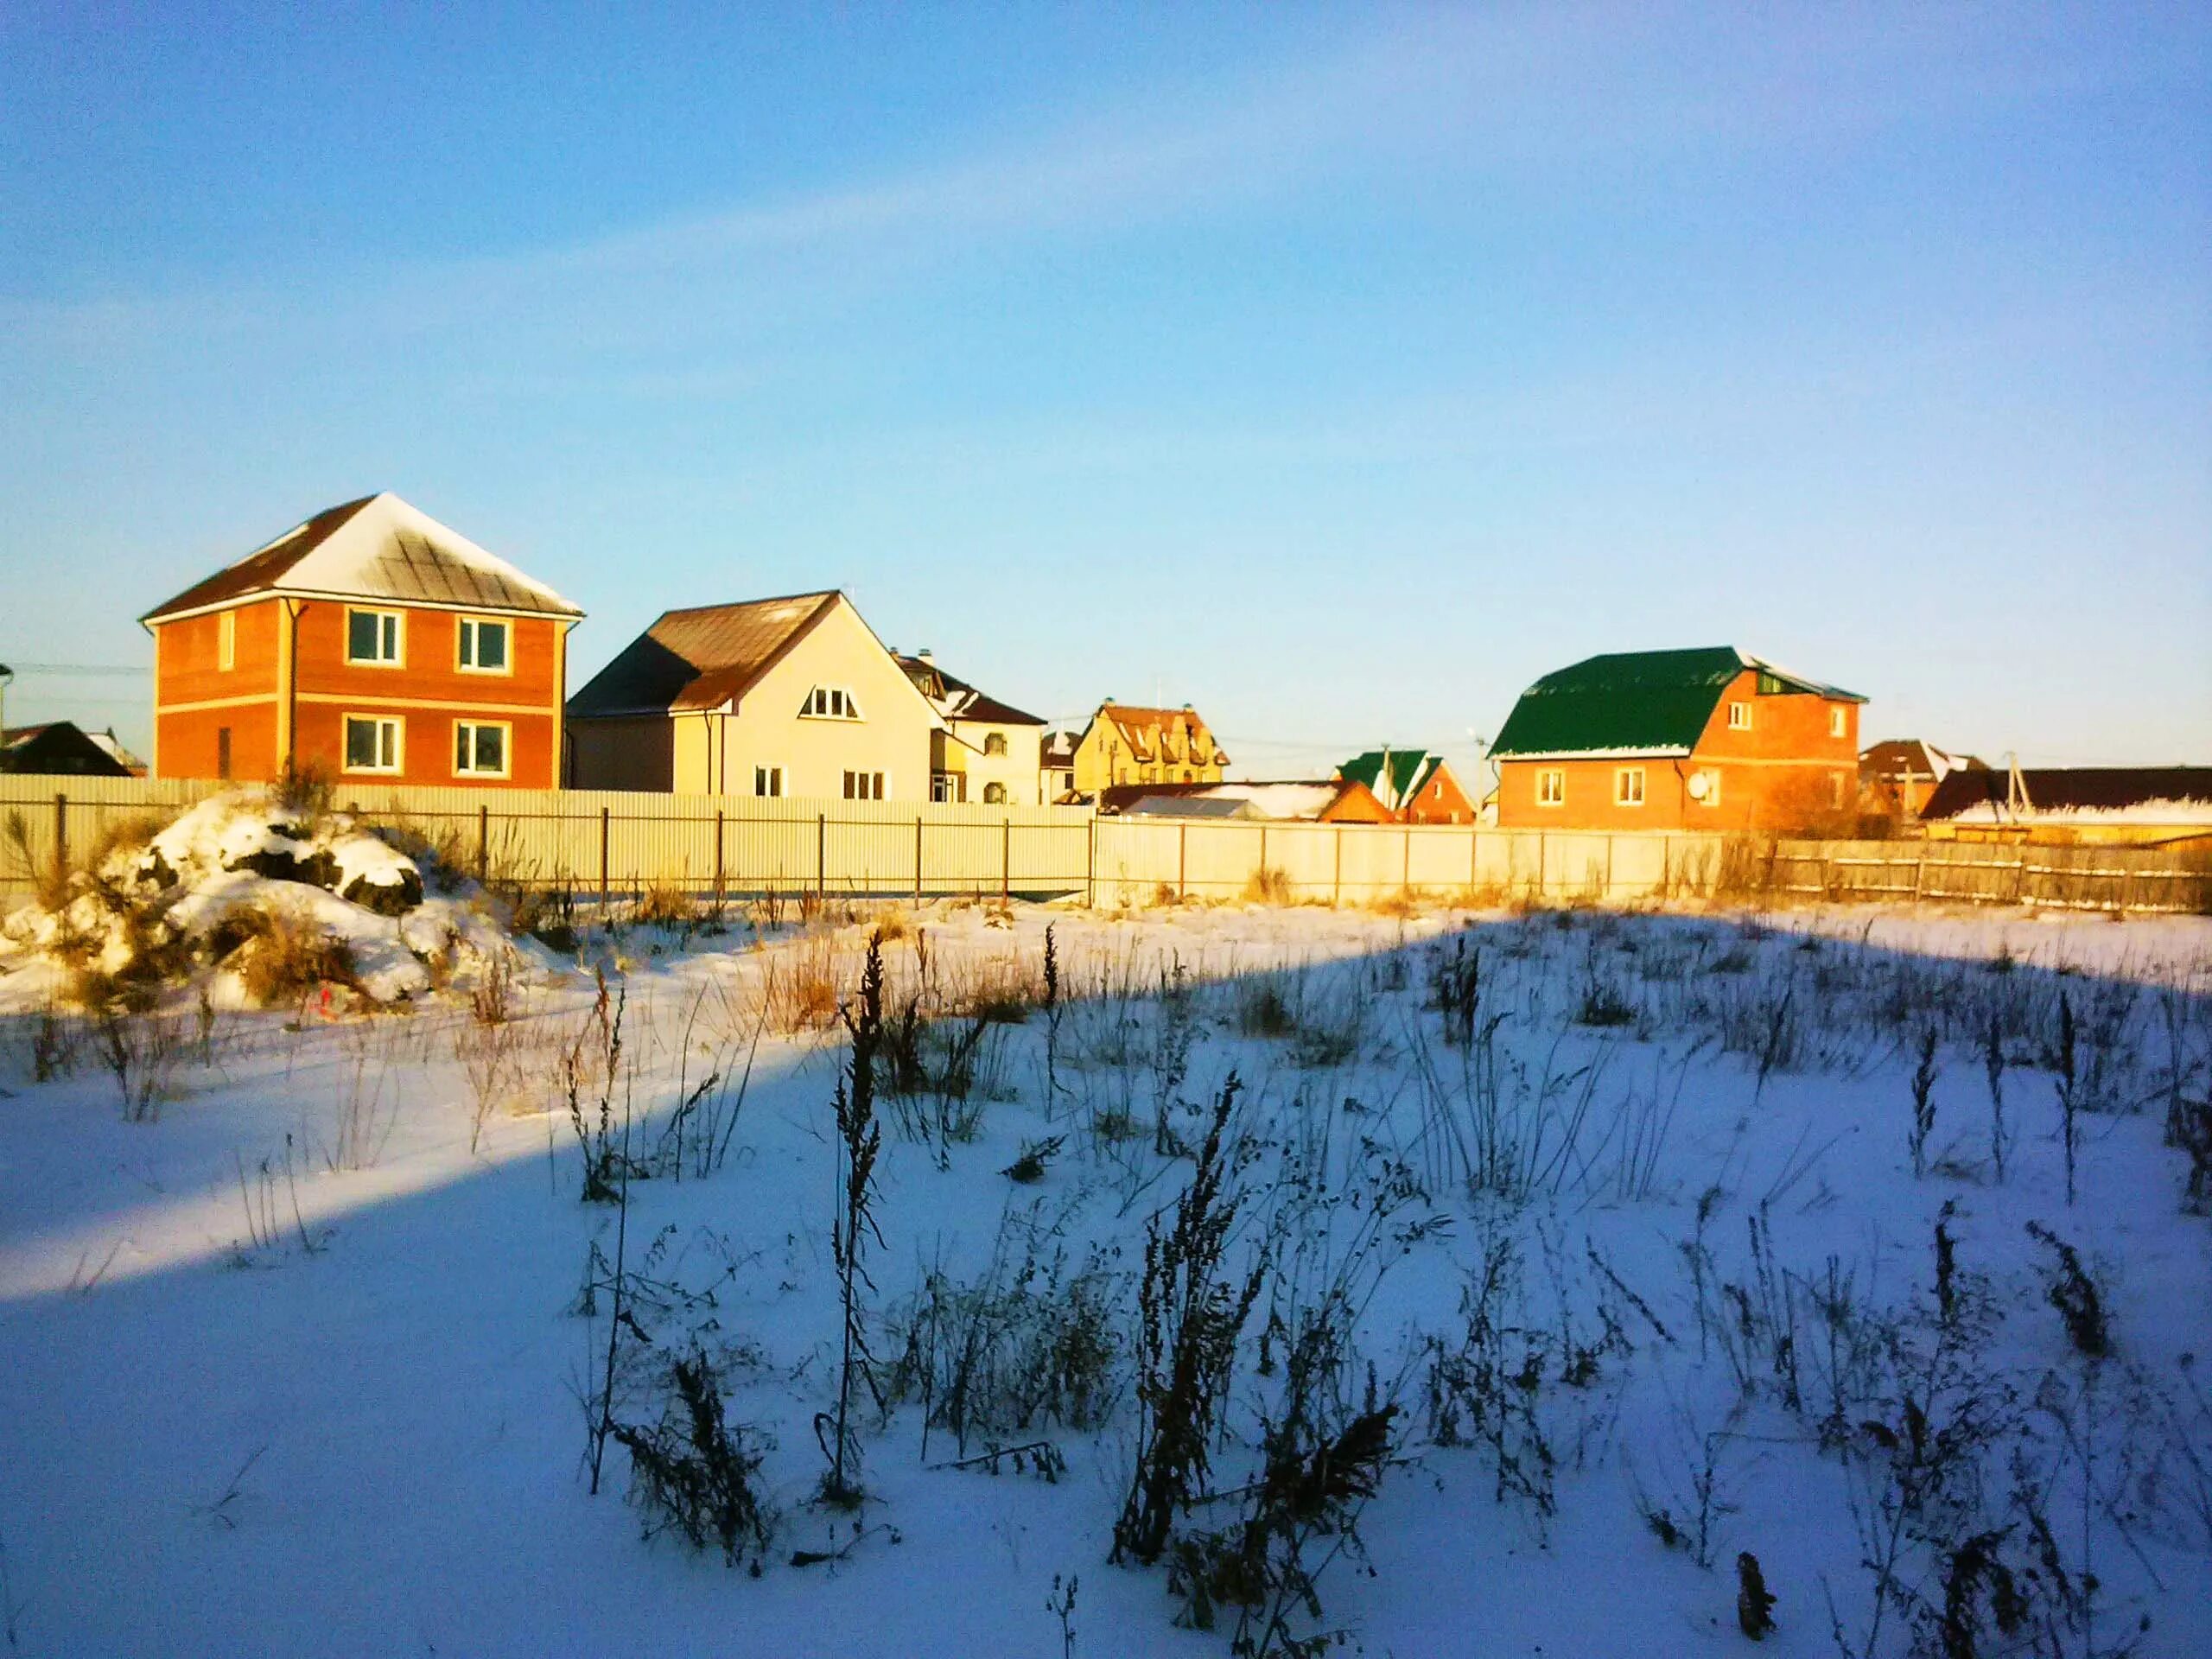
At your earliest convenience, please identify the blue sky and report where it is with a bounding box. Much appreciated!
[3,3,2207,776]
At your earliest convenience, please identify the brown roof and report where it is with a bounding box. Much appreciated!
[1922,766,2212,821]
[142,493,581,623]
[896,655,1045,727]
[1860,739,1986,780]
[568,591,844,717]
[1091,702,1230,767]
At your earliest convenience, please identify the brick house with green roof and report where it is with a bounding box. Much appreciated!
[1489,647,1866,835]
[1335,748,1477,824]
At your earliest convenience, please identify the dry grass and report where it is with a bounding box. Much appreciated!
[1242,866,1294,906]
[217,904,360,1007]
[1368,887,1423,919]
[764,928,843,1032]
[632,881,702,930]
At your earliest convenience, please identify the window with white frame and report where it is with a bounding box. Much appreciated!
[218,610,235,671]
[346,607,404,665]
[458,616,511,673]
[802,686,861,720]
[1727,701,1751,731]
[343,714,403,773]
[1615,766,1646,806]
[1537,768,1565,806]
[753,766,784,798]
[843,770,886,801]
[453,720,509,779]
[931,772,965,804]
[1829,705,1847,739]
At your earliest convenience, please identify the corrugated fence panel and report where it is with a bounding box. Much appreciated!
[5,776,2198,913]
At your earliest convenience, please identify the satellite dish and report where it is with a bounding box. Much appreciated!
[1687,771,1713,801]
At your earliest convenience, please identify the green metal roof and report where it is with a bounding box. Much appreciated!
[1490,647,1863,760]
[1338,748,1440,808]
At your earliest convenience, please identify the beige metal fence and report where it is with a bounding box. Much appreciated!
[5,777,2201,914]
[0,775,1725,906]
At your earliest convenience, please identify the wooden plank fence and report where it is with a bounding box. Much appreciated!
[1769,838,2211,916]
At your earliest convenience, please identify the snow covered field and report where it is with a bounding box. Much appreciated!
[3,898,2209,1657]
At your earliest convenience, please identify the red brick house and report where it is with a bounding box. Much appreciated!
[1335,748,1477,824]
[1490,648,1865,835]
[141,493,582,787]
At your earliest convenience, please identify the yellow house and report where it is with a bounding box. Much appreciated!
[565,590,944,798]
[898,652,1047,804]
[1071,701,1230,795]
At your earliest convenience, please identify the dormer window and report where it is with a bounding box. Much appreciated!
[801,686,861,721]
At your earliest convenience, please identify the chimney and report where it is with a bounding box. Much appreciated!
[0,662,12,736]
[917,648,934,664]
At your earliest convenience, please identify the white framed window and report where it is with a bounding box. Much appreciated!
[1727,701,1751,731]
[457,616,511,674]
[1536,768,1565,807]
[931,772,965,804]
[982,731,1007,756]
[801,686,861,720]
[1829,705,1847,739]
[453,720,510,779]
[1615,766,1646,806]
[342,714,404,774]
[346,607,404,666]
[753,766,784,798]
[982,781,1007,804]
[842,770,886,801]
[218,610,235,671]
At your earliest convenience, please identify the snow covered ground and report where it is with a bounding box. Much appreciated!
[2,898,2208,1656]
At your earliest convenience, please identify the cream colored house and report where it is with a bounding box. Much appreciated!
[898,652,1047,805]
[1071,701,1230,795]
[565,590,944,798]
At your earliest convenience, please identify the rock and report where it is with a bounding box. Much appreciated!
[342,867,424,917]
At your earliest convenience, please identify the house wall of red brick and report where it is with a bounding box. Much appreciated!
[152,600,568,786]
[1497,670,1860,836]
[1404,766,1476,824]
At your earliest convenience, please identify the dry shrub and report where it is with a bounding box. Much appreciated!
[1151,881,1181,909]
[82,810,166,874]
[219,905,359,1007]
[633,881,702,930]
[1243,867,1294,906]
[1370,887,1421,919]
[765,929,842,1032]
[274,759,336,823]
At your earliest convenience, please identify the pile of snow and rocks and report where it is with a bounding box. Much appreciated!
[0,787,545,1005]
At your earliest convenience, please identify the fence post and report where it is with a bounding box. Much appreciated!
[53,791,67,877]
[1258,823,1268,881]
[914,817,924,903]
[714,810,725,905]
[1334,825,1344,906]
[1604,834,1615,899]
[1085,814,1096,908]
[817,813,827,897]
[477,803,489,882]
[1912,849,1925,903]
[1402,826,1412,895]
[598,805,610,904]
[1178,822,1187,901]
[1001,818,1011,904]
[1538,830,1548,897]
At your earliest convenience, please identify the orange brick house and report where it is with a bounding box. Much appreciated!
[141,493,582,787]
[1490,648,1865,835]
[1335,748,1478,824]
